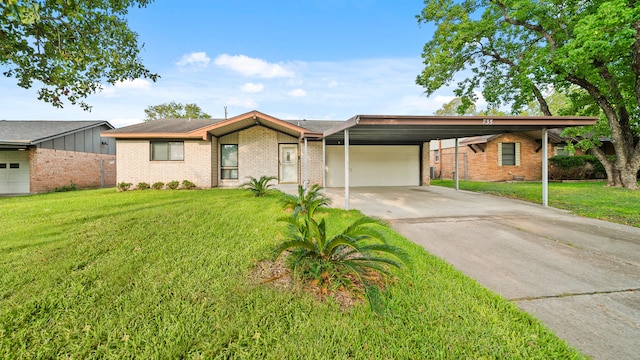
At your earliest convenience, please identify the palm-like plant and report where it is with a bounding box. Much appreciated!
[281,184,331,217]
[275,214,410,308]
[240,176,277,197]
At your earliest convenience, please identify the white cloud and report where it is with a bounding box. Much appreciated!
[288,88,307,97]
[328,80,338,88]
[176,52,211,68]
[214,54,294,78]
[240,82,264,93]
[225,97,258,109]
[99,78,153,97]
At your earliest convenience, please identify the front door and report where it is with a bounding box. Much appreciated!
[279,144,298,183]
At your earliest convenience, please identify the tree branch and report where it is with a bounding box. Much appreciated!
[493,0,557,50]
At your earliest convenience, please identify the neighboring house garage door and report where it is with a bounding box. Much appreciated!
[0,151,30,194]
[326,145,420,187]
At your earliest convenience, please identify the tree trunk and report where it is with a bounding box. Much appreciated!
[590,147,618,187]
[620,167,639,190]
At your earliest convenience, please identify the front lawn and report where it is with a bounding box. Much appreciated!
[0,189,583,358]
[432,180,640,228]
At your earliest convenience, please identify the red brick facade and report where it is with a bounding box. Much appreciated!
[29,148,116,193]
[431,134,552,181]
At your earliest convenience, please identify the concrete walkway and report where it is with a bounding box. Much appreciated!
[326,186,640,360]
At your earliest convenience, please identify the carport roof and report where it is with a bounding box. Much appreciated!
[322,115,598,144]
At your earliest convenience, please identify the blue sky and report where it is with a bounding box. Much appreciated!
[1,0,470,128]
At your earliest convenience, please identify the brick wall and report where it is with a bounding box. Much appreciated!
[236,126,279,185]
[431,134,552,181]
[303,140,324,186]
[116,139,212,188]
[29,148,116,193]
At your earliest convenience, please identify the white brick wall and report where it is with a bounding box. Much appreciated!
[116,140,212,188]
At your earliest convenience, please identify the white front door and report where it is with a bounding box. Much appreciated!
[279,144,298,183]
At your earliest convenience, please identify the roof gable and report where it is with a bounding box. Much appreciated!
[0,120,113,145]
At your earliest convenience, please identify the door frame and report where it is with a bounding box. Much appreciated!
[278,143,298,184]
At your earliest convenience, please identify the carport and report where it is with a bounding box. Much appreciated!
[318,115,597,210]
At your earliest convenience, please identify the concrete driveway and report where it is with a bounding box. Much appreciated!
[326,186,640,360]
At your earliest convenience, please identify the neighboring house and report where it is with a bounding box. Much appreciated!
[429,131,572,181]
[0,121,116,194]
[102,110,596,189]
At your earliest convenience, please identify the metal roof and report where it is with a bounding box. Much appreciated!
[0,120,113,145]
[322,115,598,145]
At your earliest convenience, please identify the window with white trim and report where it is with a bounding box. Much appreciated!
[151,141,184,161]
[434,149,440,163]
[498,142,520,166]
[221,144,238,179]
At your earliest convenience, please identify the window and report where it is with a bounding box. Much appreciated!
[151,141,184,161]
[434,149,440,163]
[555,146,571,156]
[0,163,6,169]
[9,163,19,169]
[221,144,238,179]
[499,142,520,166]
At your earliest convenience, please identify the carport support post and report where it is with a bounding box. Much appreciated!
[304,137,309,189]
[542,128,549,207]
[455,138,459,191]
[344,129,350,210]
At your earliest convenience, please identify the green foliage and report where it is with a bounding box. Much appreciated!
[240,176,277,197]
[144,101,211,121]
[166,180,179,190]
[416,0,640,188]
[51,182,77,193]
[0,0,158,110]
[151,181,165,190]
[281,184,331,217]
[276,214,410,311]
[117,182,132,191]
[181,180,196,190]
[0,189,585,358]
[136,182,150,190]
[548,155,609,180]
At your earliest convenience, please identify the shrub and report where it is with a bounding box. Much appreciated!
[274,186,408,311]
[117,182,133,191]
[548,155,609,180]
[281,184,331,217]
[166,181,180,190]
[181,180,196,190]
[275,214,410,311]
[240,176,277,197]
[151,182,165,190]
[52,183,77,192]
[136,182,150,190]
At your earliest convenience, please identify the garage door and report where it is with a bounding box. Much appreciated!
[0,151,30,194]
[326,145,420,187]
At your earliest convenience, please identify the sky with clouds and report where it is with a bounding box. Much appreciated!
[0,0,472,128]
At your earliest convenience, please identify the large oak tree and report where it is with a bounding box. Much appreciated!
[1,0,158,110]
[144,102,211,121]
[417,0,640,189]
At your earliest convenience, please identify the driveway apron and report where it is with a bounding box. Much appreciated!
[326,186,640,360]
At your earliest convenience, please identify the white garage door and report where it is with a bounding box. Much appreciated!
[326,145,420,187]
[0,151,30,194]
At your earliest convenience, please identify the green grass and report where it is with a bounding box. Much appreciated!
[0,189,584,358]
[432,180,640,227]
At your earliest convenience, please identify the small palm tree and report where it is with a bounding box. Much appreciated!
[240,176,277,197]
[281,184,331,217]
[275,214,410,308]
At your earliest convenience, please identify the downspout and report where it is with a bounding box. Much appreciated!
[304,137,309,189]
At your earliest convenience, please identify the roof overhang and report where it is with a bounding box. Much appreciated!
[323,115,598,145]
